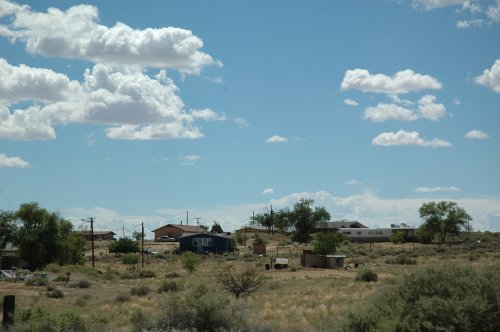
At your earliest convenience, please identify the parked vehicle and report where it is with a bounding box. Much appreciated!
[157,235,175,242]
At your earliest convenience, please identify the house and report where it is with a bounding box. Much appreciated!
[337,227,416,242]
[238,225,278,233]
[301,250,346,268]
[179,233,235,254]
[152,224,205,241]
[77,231,116,241]
[315,220,367,233]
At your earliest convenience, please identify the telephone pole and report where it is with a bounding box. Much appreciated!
[82,217,95,268]
[141,222,144,268]
[194,217,201,227]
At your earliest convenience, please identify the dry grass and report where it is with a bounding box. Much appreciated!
[1,235,498,331]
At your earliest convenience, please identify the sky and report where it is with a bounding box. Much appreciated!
[0,0,499,237]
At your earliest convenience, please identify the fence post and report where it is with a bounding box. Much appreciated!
[2,295,15,327]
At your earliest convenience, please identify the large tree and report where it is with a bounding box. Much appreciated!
[13,202,85,269]
[418,201,472,243]
[0,210,16,248]
[290,198,330,243]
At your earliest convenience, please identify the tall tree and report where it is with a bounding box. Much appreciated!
[312,232,344,256]
[15,202,85,269]
[419,201,472,243]
[0,210,16,248]
[290,198,330,243]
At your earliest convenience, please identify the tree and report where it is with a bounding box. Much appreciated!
[312,232,344,256]
[13,202,85,269]
[216,267,266,298]
[389,231,406,251]
[109,237,140,253]
[123,254,139,270]
[131,231,142,241]
[0,210,16,248]
[251,209,275,234]
[290,198,330,243]
[180,251,201,274]
[419,201,472,243]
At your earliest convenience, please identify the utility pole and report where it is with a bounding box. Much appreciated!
[270,204,274,234]
[194,217,201,227]
[141,222,144,268]
[82,217,95,268]
[186,211,189,226]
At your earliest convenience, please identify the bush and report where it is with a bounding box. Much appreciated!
[158,280,181,293]
[131,285,151,296]
[69,280,91,288]
[109,237,140,254]
[180,251,202,274]
[14,309,89,331]
[385,255,417,265]
[115,293,131,303]
[25,277,48,287]
[355,269,378,282]
[342,265,500,332]
[165,271,181,278]
[216,267,266,298]
[51,275,67,282]
[138,270,156,278]
[46,287,64,299]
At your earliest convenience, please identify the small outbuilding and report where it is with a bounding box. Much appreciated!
[301,250,346,269]
[179,233,235,254]
[153,224,205,241]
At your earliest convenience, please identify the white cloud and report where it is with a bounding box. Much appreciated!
[0,153,31,168]
[344,98,359,106]
[412,0,469,10]
[417,95,446,121]
[262,188,274,195]
[475,59,500,93]
[453,97,461,105]
[364,103,417,122]
[372,130,452,148]
[457,19,484,28]
[0,60,223,140]
[345,179,360,186]
[179,154,201,165]
[0,2,219,74]
[65,190,500,234]
[266,135,288,144]
[340,68,442,94]
[465,129,490,139]
[486,1,500,21]
[234,117,250,128]
[414,186,461,193]
[363,95,445,122]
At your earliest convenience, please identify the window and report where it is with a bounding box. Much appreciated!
[356,231,362,235]
[192,237,213,247]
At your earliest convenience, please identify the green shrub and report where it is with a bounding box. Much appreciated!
[69,280,91,288]
[385,255,417,265]
[131,285,151,296]
[355,269,378,282]
[52,274,67,282]
[45,263,62,273]
[139,270,156,278]
[180,251,202,274]
[46,287,64,299]
[342,265,500,332]
[158,280,181,293]
[115,293,131,303]
[13,309,88,332]
[25,277,48,287]
[165,271,181,278]
[109,237,139,253]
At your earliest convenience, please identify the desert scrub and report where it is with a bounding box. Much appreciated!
[115,293,131,303]
[13,309,88,332]
[68,279,91,288]
[130,285,151,296]
[46,287,64,299]
[25,277,48,287]
[385,255,417,265]
[165,271,181,278]
[355,269,378,282]
[158,280,181,293]
[341,265,500,332]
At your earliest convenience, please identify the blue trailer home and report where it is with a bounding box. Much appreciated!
[179,233,235,254]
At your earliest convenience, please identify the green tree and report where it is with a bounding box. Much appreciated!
[123,254,139,270]
[180,251,202,274]
[419,201,472,243]
[312,232,344,256]
[109,237,140,253]
[0,210,16,248]
[131,231,142,241]
[290,198,330,243]
[389,231,405,251]
[11,202,84,269]
[216,267,266,298]
[251,209,275,234]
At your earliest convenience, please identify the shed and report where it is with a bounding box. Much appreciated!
[179,233,235,254]
[301,250,346,268]
[153,224,205,241]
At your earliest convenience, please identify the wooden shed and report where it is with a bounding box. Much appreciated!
[153,224,205,241]
[301,250,346,268]
[179,233,235,254]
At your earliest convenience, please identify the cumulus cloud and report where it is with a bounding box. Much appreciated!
[372,130,452,148]
[0,1,219,74]
[465,129,490,139]
[475,59,500,93]
[344,98,359,106]
[0,153,31,168]
[234,117,250,128]
[412,0,469,10]
[340,69,442,94]
[413,186,461,193]
[0,60,223,140]
[262,188,274,195]
[266,135,288,144]
[363,95,445,122]
[345,179,360,186]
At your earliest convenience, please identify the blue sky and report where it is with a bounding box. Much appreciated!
[0,0,499,237]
